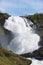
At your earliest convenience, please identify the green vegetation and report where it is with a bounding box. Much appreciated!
[0,12,10,19]
[25,13,43,24]
[0,48,32,65]
[25,13,43,36]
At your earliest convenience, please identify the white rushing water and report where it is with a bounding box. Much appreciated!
[4,16,40,54]
[28,58,43,65]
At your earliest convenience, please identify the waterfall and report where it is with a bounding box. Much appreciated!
[4,16,40,54]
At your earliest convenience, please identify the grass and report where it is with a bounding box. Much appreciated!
[0,57,13,65]
[0,48,32,65]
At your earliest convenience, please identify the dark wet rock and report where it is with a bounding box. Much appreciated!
[0,12,10,26]
[21,47,43,60]
[39,36,43,46]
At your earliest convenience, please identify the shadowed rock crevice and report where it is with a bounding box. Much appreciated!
[21,47,43,60]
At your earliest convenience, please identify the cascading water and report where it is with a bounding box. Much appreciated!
[27,58,43,65]
[4,16,40,54]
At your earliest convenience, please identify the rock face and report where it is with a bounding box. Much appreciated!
[21,47,43,60]
[0,12,10,26]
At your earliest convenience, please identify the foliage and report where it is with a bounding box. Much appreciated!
[26,13,43,24]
